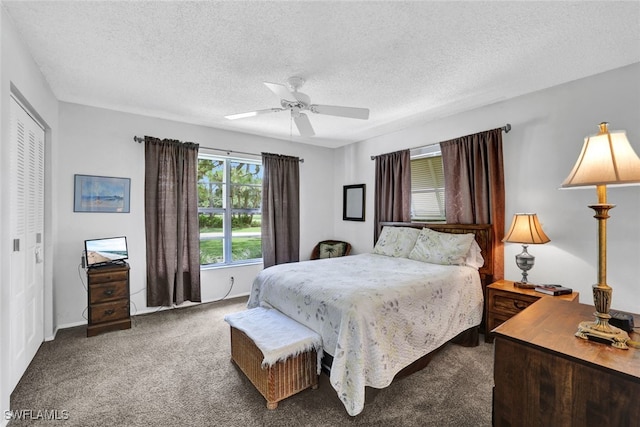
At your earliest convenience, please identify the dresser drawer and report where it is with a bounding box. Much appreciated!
[88,269,128,284]
[489,290,539,316]
[89,299,129,324]
[487,311,513,333]
[88,280,128,304]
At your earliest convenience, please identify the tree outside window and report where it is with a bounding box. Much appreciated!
[198,155,262,266]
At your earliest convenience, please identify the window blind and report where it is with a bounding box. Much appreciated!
[411,155,445,221]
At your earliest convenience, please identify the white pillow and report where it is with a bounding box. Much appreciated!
[408,228,476,265]
[373,226,420,257]
[464,239,485,269]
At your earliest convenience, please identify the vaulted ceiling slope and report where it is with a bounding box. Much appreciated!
[3,1,639,148]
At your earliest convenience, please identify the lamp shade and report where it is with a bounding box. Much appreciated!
[503,213,550,244]
[562,122,640,188]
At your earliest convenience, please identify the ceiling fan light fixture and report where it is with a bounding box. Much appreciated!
[293,91,310,106]
[224,77,370,136]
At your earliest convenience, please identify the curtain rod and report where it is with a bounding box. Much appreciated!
[133,136,304,163]
[369,123,511,160]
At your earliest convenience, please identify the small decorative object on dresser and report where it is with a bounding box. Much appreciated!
[485,279,578,343]
[502,213,550,287]
[87,262,131,337]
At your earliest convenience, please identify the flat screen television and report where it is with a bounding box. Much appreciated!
[84,236,128,268]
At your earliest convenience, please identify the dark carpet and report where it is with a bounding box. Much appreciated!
[9,297,494,426]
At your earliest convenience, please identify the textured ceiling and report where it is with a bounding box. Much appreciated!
[3,1,640,148]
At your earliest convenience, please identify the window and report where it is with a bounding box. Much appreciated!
[197,154,262,266]
[411,146,445,222]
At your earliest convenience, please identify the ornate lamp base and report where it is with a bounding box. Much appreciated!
[515,244,535,284]
[575,320,630,349]
[573,197,631,350]
[575,281,630,350]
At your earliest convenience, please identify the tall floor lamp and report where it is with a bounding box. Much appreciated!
[562,122,640,349]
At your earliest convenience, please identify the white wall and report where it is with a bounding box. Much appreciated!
[55,102,335,328]
[335,62,640,314]
[1,7,59,425]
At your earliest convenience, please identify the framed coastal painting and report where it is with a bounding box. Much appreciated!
[74,174,131,213]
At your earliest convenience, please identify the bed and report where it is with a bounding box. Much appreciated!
[247,222,495,416]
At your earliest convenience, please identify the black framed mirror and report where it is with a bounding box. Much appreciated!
[343,184,365,221]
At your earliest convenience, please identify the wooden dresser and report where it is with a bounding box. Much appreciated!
[485,279,578,342]
[87,263,131,337]
[492,297,640,427]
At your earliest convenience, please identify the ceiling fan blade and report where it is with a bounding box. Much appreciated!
[310,104,370,120]
[264,82,298,102]
[294,113,315,137]
[225,108,284,120]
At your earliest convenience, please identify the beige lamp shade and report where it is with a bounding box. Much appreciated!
[503,213,550,244]
[562,122,640,188]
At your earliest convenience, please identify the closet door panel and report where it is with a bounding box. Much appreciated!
[8,96,45,392]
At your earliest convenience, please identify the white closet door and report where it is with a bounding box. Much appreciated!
[9,96,45,392]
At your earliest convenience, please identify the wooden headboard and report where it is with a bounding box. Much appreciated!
[378,222,495,290]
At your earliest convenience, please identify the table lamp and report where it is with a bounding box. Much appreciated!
[562,122,640,349]
[503,213,550,287]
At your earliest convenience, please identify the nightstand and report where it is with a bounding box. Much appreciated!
[87,263,131,337]
[485,279,578,343]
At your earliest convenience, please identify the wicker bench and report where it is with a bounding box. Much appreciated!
[224,307,322,409]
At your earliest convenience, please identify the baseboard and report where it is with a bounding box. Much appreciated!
[52,319,87,335]
[202,292,250,305]
[132,292,249,316]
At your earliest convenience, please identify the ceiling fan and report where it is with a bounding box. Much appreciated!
[224,76,370,137]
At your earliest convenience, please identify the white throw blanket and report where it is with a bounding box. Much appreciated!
[224,307,323,374]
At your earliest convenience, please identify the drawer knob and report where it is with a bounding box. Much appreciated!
[514,301,528,310]
[104,289,115,296]
[104,309,115,316]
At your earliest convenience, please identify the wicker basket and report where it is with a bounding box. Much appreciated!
[230,326,319,409]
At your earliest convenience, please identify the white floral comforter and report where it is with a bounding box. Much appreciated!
[247,253,483,416]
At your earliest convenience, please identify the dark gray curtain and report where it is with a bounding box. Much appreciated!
[373,149,411,243]
[440,128,505,280]
[261,152,300,268]
[145,136,201,306]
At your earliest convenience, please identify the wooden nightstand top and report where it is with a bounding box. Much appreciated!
[488,279,579,302]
